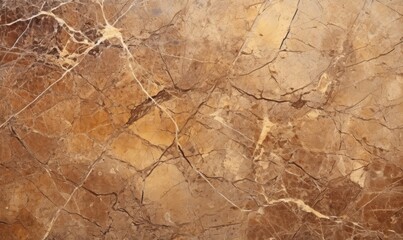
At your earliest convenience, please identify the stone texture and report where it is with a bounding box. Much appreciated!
[0,0,402,239]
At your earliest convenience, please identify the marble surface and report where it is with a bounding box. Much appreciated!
[0,0,402,239]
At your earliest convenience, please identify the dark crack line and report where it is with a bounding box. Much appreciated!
[346,41,402,68]
[238,51,281,76]
[62,209,103,228]
[232,84,290,103]
[279,0,300,50]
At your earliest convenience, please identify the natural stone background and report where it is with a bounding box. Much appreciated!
[0,0,402,239]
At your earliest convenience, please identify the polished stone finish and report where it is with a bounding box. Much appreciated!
[0,0,402,239]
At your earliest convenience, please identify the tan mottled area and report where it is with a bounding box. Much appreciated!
[0,0,402,239]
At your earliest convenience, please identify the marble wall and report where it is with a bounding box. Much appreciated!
[0,0,402,239]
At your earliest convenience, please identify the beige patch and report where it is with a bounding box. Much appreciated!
[110,132,162,170]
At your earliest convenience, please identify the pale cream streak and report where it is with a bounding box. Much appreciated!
[253,114,274,160]
[265,198,330,219]
[231,0,270,65]
[0,4,133,237]
[112,0,148,26]
[39,11,92,44]
[0,61,76,128]
[210,112,255,143]
[2,0,257,217]
[0,1,129,129]
[96,4,258,210]
[120,29,256,212]
[41,159,100,240]
[0,40,102,129]
[1,1,71,26]
[256,116,273,146]
[100,25,251,214]
[95,0,182,143]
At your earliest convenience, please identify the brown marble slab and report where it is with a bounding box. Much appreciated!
[0,0,402,239]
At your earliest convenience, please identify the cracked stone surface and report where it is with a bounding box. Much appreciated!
[0,0,402,239]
